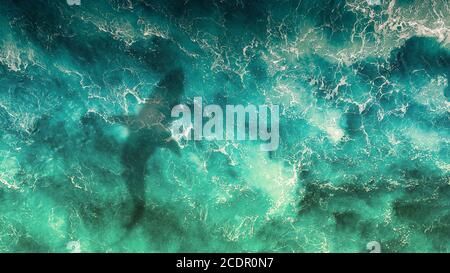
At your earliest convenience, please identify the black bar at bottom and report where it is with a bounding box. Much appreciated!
[0,252,444,272]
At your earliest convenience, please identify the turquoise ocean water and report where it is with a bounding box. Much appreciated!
[0,0,449,252]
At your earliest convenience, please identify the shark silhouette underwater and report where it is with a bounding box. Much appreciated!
[108,69,185,228]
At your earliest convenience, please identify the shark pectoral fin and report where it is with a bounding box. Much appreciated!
[164,137,181,156]
[108,115,132,125]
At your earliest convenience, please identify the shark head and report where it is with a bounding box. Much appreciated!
[153,68,185,106]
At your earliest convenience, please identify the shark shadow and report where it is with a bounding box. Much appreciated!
[110,69,185,229]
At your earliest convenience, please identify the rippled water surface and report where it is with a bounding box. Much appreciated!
[0,0,449,252]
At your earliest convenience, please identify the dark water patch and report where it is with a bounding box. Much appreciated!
[129,36,184,74]
[333,210,361,232]
[396,0,416,6]
[389,36,450,78]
